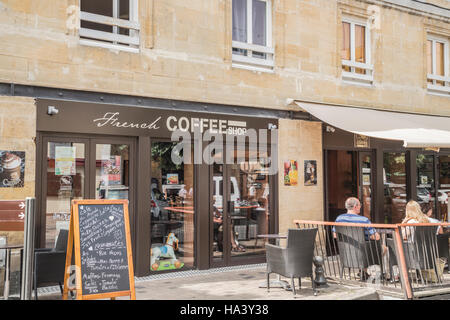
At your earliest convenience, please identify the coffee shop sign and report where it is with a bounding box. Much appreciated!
[93,112,248,136]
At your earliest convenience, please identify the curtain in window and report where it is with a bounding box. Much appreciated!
[427,40,433,83]
[341,22,351,71]
[232,0,247,43]
[355,25,366,74]
[436,42,445,85]
[252,0,266,46]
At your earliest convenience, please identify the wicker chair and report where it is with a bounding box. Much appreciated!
[33,229,69,300]
[335,226,384,281]
[265,228,318,296]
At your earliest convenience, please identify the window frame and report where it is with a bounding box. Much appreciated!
[341,15,373,85]
[79,0,140,53]
[426,34,450,96]
[231,0,274,73]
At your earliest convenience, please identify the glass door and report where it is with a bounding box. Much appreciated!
[211,147,271,266]
[439,155,450,222]
[90,137,135,229]
[93,142,131,201]
[228,150,270,259]
[41,135,135,248]
[359,152,373,220]
[43,137,89,248]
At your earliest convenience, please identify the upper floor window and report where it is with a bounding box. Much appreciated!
[427,35,450,96]
[341,17,373,85]
[79,0,140,53]
[232,0,274,72]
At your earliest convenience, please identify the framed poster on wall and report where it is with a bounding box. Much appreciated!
[304,160,317,186]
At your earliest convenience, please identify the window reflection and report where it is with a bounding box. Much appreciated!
[383,153,406,223]
[416,154,435,214]
[229,150,270,257]
[46,142,85,248]
[150,142,194,272]
[96,144,129,200]
[439,155,450,222]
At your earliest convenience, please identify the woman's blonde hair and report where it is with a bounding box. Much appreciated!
[403,200,430,223]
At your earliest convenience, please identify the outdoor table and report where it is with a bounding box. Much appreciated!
[257,233,291,291]
[0,244,23,300]
[163,206,194,214]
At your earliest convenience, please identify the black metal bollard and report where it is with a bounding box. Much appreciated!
[313,256,328,287]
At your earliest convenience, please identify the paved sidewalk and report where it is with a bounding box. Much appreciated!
[35,264,384,300]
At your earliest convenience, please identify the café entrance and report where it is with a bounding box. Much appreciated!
[36,98,278,276]
[325,150,374,222]
[210,147,273,267]
[38,134,136,249]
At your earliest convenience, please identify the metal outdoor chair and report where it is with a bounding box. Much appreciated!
[265,228,318,296]
[335,226,384,281]
[387,225,441,282]
[33,229,69,300]
[437,233,450,273]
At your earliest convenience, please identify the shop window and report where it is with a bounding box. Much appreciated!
[341,17,373,85]
[439,155,450,222]
[426,35,450,96]
[150,142,194,272]
[95,143,130,200]
[416,154,436,213]
[383,152,406,224]
[232,0,274,72]
[79,0,140,53]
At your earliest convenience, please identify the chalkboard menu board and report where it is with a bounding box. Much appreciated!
[63,199,136,300]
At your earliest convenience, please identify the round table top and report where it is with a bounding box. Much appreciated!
[257,234,287,239]
[0,244,23,250]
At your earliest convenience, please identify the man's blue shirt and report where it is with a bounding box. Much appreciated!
[332,213,376,240]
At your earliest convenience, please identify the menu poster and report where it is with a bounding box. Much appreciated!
[101,156,122,185]
[304,160,317,186]
[283,160,298,186]
[55,146,76,176]
[0,150,25,188]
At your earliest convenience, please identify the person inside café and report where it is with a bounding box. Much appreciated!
[213,204,245,253]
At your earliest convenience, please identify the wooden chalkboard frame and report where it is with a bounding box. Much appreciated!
[63,199,136,300]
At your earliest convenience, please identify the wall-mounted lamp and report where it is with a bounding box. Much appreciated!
[268,123,277,130]
[47,105,59,116]
[326,125,335,133]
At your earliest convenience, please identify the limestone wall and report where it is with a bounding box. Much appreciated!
[0,96,36,245]
[277,119,323,233]
[0,0,448,115]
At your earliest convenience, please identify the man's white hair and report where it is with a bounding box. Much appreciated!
[345,197,360,210]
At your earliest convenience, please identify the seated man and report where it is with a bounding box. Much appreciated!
[332,197,380,241]
[332,197,385,281]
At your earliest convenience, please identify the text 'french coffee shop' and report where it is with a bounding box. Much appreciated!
[35,98,280,276]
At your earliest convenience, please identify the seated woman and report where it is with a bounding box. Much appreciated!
[401,200,438,241]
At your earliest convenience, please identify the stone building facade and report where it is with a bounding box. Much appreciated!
[0,0,448,274]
